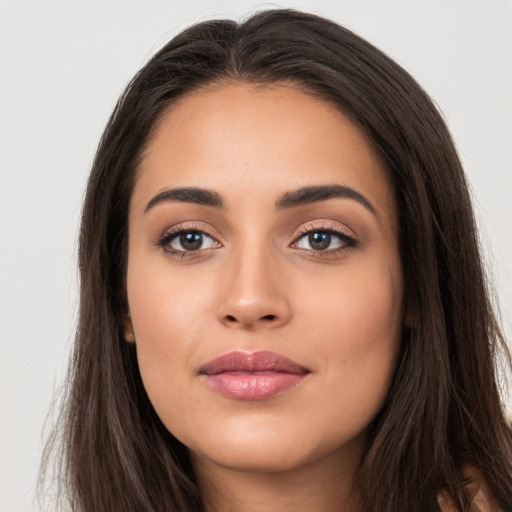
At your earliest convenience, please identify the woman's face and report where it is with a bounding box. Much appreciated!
[126,82,404,475]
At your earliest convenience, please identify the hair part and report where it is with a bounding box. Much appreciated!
[40,9,512,512]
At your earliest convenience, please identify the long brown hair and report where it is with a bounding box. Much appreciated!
[40,9,512,511]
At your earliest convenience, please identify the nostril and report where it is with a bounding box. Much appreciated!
[224,314,277,324]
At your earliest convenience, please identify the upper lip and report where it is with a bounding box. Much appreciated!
[199,350,310,375]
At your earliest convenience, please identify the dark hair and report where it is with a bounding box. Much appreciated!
[40,9,512,512]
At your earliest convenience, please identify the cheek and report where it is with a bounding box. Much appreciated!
[129,277,203,347]
[299,254,402,336]
[329,272,401,356]
[297,259,403,414]
[126,260,216,410]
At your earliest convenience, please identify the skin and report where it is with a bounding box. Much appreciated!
[438,466,502,512]
[125,82,405,512]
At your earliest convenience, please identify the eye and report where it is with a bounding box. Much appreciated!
[158,228,221,255]
[293,226,357,254]
[170,231,217,251]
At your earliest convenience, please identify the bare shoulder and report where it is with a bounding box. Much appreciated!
[437,466,503,512]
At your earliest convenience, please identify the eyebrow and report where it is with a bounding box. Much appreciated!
[144,187,224,213]
[144,184,376,216]
[275,184,377,216]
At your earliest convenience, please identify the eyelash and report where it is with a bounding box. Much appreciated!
[293,223,358,257]
[156,222,358,259]
[156,223,220,259]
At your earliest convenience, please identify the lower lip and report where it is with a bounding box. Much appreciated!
[202,372,307,400]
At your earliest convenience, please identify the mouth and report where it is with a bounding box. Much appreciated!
[199,350,311,400]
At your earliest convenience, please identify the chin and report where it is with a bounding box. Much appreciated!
[185,421,367,476]
[192,442,318,474]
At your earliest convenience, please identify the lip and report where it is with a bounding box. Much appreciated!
[199,350,310,400]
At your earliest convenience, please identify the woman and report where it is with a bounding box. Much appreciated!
[41,9,512,512]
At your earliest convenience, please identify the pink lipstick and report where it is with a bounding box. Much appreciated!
[199,350,310,400]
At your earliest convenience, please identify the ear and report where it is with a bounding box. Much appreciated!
[123,313,136,343]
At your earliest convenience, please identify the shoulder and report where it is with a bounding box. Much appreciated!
[437,466,503,512]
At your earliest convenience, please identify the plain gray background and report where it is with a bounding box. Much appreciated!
[1,1,511,510]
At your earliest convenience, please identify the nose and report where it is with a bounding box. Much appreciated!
[216,245,291,331]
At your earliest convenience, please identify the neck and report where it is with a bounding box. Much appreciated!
[192,443,363,512]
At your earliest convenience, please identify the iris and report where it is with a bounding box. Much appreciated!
[180,232,203,250]
[309,232,331,250]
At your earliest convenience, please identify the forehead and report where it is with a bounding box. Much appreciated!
[133,82,396,223]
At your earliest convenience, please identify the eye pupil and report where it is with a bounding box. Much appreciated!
[309,232,331,250]
[180,232,203,250]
